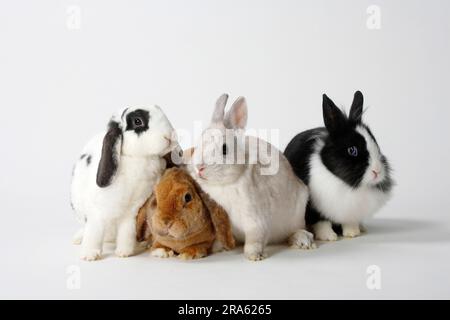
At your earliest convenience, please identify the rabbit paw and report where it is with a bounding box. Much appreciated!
[244,244,267,261]
[211,240,224,253]
[178,251,207,260]
[313,221,338,241]
[289,230,316,249]
[80,249,102,261]
[72,228,84,245]
[245,251,268,261]
[151,248,174,258]
[178,245,208,260]
[115,247,135,258]
[343,224,361,238]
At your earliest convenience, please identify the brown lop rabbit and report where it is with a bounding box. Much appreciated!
[136,167,235,260]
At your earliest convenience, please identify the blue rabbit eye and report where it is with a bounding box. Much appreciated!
[347,146,358,157]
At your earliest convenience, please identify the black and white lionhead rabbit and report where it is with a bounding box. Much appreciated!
[284,91,393,241]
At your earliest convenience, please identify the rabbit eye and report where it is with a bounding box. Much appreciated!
[222,143,228,155]
[184,193,192,203]
[134,117,143,127]
[178,149,183,158]
[347,146,358,157]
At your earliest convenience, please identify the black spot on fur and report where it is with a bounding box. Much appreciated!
[125,109,150,135]
[284,128,326,185]
[321,128,370,187]
[97,121,122,188]
[80,154,87,160]
[304,200,323,225]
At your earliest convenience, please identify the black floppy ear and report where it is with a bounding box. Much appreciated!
[349,91,364,123]
[322,94,347,134]
[96,121,122,187]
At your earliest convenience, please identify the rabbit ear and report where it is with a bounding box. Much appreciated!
[195,182,235,250]
[136,193,157,242]
[211,93,229,124]
[224,96,248,129]
[96,121,122,187]
[349,91,364,123]
[322,94,347,135]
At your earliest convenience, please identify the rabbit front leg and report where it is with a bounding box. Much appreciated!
[178,242,210,260]
[150,242,175,258]
[312,220,338,241]
[242,214,269,261]
[80,216,105,261]
[342,223,361,238]
[115,214,137,257]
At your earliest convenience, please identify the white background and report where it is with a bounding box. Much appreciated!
[1,0,449,299]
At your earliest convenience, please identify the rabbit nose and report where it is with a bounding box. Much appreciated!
[161,217,173,228]
[372,170,379,179]
[197,166,206,178]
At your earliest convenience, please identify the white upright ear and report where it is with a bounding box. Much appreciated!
[224,96,248,129]
[211,93,229,124]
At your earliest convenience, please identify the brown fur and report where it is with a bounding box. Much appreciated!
[136,167,235,259]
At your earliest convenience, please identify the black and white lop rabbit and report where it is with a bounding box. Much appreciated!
[71,106,178,260]
[284,91,393,241]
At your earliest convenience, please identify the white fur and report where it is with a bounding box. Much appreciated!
[312,221,338,241]
[289,230,316,249]
[342,223,361,238]
[71,105,176,261]
[309,126,391,226]
[151,248,174,258]
[356,126,386,186]
[188,95,312,261]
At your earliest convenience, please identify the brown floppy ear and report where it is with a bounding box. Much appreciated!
[194,181,235,250]
[136,193,157,242]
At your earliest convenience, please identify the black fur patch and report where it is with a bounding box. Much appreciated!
[321,128,370,187]
[125,109,150,135]
[96,121,122,187]
[304,201,343,234]
[284,128,326,185]
[304,201,323,225]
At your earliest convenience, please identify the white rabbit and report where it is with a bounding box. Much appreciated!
[187,94,314,261]
[71,106,177,261]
